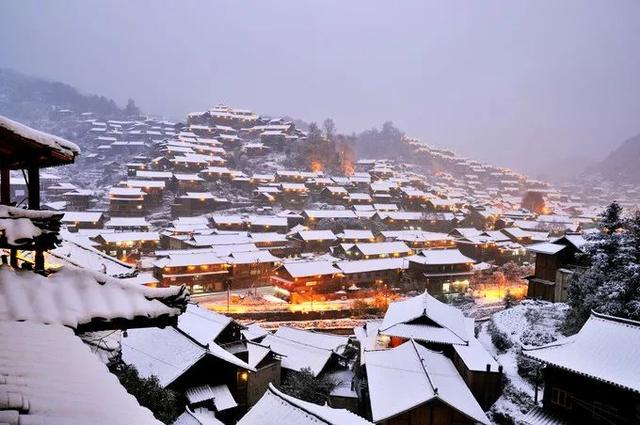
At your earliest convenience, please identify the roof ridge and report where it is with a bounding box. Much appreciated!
[591,310,640,328]
[409,339,438,395]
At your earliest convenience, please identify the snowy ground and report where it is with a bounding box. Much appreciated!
[477,300,568,424]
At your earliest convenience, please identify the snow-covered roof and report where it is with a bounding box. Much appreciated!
[338,229,375,240]
[0,265,188,331]
[238,383,373,425]
[294,230,336,241]
[282,261,340,278]
[452,319,500,372]
[174,407,224,425]
[49,238,136,278]
[336,258,407,275]
[260,333,334,376]
[62,211,104,223]
[242,322,270,341]
[105,216,150,228]
[0,114,80,158]
[185,384,237,411]
[274,326,349,353]
[177,304,233,346]
[0,321,162,425]
[97,231,160,243]
[380,292,469,344]
[526,242,566,255]
[122,326,207,387]
[350,241,412,256]
[408,249,475,265]
[523,312,640,393]
[365,340,489,424]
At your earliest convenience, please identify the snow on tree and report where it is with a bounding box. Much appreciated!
[564,202,640,333]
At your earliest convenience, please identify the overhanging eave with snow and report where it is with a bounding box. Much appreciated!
[0,115,80,169]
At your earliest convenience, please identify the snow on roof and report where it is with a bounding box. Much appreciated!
[174,407,225,425]
[110,185,146,196]
[452,319,500,372]
[351,241,411,256]
[238,383,373,425]
[122,326,207,387]
[185,384,238,411]
[242,323,270,341]
[409,249,475,265]
[98,231,159,243]
[380,292,468,344]
[0,321,162,425]
[261,333,334,376]
[523,312,640,393]
[294,230,336,241]
[365,340,489,424]
[227,250,281,264]
[49,239,136,278]
[62,211,104,223]
[249,215,288,227]
[192,233,252,246]
[155,252,226,267]
[274,326,349,353]
[249,232,289,243]
[336,258,406,275]
[0,266,187,330]
[304,210,357,219]
[338,229,375,240]
[526,242,566,255]
[244,341,272,369]
[105,217,150,228]
[0,114,81,156]
[177,304,233,346]
[282,261,340,278]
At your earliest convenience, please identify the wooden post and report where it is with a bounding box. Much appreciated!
[27,166,40,209]
[0,168,9,205]
[27,166,45,272]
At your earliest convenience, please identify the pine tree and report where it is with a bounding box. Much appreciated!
[564,202,640,333]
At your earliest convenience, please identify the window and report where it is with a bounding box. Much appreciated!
[551,388,571,408]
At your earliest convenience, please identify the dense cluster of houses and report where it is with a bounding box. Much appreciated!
[3,110,640,425]
[15,105,606,303]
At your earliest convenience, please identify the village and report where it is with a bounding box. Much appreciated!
[1,102,639,425]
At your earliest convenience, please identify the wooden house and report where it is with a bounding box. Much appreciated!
[523,312,640,425]
[92,231,160,262]
[271,261,343,294]
[61,211,105,231]
[408,249,475,295]
[288,230,337,253]
[153,252,229,293]
[109,187,147,216]
[525,235,586,302]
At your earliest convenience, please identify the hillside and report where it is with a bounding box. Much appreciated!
[0,68,133,122]
[588,132,640,184]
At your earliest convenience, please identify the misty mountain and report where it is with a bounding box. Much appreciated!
[0,68,133,122]
[587,132,640,184]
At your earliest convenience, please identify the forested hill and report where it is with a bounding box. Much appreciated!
[0,68,137,122]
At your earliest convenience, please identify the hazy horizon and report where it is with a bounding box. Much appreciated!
[1,1,639,179]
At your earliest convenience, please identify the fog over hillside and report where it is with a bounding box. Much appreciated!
[1,1,639,179]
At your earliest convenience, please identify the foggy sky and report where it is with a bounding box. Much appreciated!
[1,1,639,178]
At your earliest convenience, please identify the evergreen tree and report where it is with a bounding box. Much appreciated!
[279,367,336,404]
[563,202,640,333]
